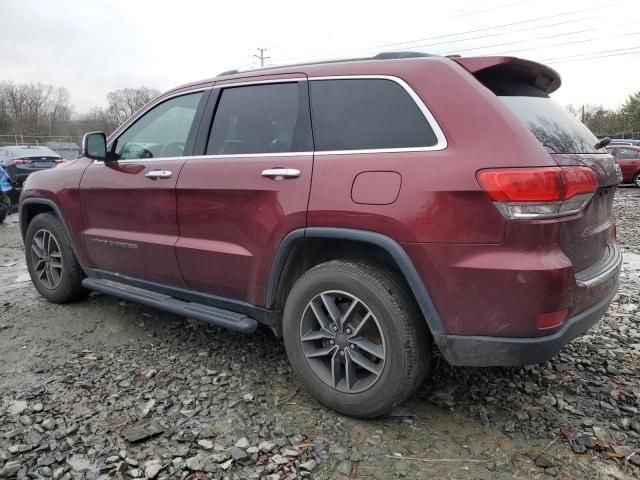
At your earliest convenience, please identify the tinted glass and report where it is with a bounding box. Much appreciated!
[310,79,437,151]
[207,83,302,155]
[114,92,203,160]
[498,95,604,154]
[615,148,639,160]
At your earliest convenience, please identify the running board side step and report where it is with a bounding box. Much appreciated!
[82,278,258,333]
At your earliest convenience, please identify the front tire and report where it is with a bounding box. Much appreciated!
[634,172,640,188]
[25,213,88,303]
[282,260,431,418]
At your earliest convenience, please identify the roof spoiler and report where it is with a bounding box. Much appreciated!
[452,56,561,94]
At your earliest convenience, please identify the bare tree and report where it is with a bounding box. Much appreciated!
[106,87,160,126]
[70,107,112,138]
[0,81,67,135]
[49,87,72,135]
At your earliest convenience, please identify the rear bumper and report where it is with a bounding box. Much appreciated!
[435,279,618,366]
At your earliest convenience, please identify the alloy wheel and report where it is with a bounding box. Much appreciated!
[31,229,64,289]
[299,290,386,393]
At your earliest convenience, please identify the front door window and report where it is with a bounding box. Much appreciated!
[113,92,203,160]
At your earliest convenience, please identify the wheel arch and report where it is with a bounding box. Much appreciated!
[266,227,445,337]
[20,198,84,267]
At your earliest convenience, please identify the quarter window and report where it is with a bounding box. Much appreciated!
[309,79,438,151]
[207,83,305,155]
[113,92,203,160]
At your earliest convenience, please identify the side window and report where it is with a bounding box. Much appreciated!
[113,91,203,160]
[207,83,306,155]
[617,148,639,160]
[309,79,438,151]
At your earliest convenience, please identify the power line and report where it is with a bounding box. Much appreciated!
[438,28,592,55]
[394,15,599,50]
[377,3,616,49]
[548,49,640,64]
[274,4,616,65]
[441,27,640,57]
[541,45,640,63]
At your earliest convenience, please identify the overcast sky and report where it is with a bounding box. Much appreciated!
[1,0,639,112]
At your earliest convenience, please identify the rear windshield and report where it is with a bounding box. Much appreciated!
[10,147,60,159]
[488,81,605,154]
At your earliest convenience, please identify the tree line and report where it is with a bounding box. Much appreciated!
[1,80,639,145]
[0,81,159,144]
[564,90,640,139]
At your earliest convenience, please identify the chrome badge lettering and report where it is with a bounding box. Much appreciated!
[89,238,138,249]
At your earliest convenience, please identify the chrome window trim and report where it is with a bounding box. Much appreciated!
[94,152,314,164]
[308,74,447,155]
[214,77,306,89]
[95,74,448,164]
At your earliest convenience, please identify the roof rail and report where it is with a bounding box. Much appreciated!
[216,51,437,77]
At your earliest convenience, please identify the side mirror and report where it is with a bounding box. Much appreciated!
[82,132,108,161]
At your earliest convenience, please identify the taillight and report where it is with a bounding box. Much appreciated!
[477,167,597,219]
[14,158,32,165]
[55,158,65,163]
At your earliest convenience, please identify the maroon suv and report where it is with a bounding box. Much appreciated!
[19,53,622,417]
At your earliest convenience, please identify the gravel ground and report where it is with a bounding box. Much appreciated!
[0,188,639,480]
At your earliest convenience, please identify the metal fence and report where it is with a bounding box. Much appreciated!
[0,134,79,148]
[606,131,640,140]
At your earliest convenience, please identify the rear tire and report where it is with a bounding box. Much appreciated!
[634,172,640,188]
[282,260,431,418]
[25,213,88,303]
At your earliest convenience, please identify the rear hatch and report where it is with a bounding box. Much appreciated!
[456,56,621,271]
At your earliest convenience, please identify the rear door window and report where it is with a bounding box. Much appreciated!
[207,82,309,155]
[309,79,438,151]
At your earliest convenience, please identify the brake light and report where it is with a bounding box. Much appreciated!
[55,159,65,163]
[14,158,32,165]
[477,167,597,219]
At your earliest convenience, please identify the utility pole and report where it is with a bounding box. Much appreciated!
[254,48,270,67]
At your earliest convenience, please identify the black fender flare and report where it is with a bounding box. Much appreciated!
[265,227,446,336]
[19,198,85,268]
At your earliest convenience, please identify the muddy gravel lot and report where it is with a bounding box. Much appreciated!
[1,188,639,480]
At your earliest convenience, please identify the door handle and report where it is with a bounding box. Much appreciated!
[261,168,301,179]
[145,170,172,179]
